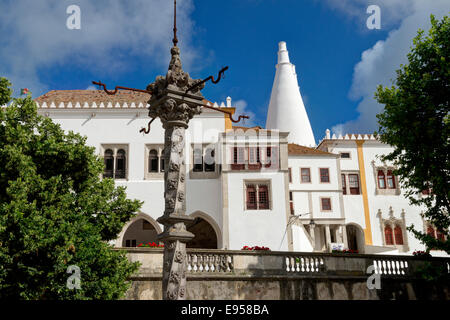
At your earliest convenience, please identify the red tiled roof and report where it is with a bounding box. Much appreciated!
[288,143,334,156]
[35,90,150,106]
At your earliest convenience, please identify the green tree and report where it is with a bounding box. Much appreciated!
[0,77,141,299]
[375,15,450,253]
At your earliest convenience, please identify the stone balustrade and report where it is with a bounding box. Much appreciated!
[119,248,450,280]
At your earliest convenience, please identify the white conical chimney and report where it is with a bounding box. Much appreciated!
[266,41,316,147]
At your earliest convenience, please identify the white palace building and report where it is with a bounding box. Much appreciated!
[35,42,448,256]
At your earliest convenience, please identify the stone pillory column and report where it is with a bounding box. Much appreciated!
[146,43,205,300]
[91,0,247,301]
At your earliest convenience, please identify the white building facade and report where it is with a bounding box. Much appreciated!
[34,42,447,256]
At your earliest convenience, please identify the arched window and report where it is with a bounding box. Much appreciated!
[378,170,386,189]
[149,149,159,173]
[115,149,126,179]
[394,225,403,245]
[384,226,394,245]
[427,226,435,238]
[387,170,396,189]
[104,149,114,178]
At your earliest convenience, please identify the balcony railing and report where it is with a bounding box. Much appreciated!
[119,248,450,279]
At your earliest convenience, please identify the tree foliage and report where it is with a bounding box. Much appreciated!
[0,78,142,299]
[375,15,450,253]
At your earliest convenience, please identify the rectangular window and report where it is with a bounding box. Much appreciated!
[288,168,292,183]
[340,152,351,159]
[320,168,330,183]
[258,185,269,209]
[321,198,332,211]
[232,147,245,170]
[245,183,271,210]
[342,174,347,195]
[248,147,262,170]
[349,174,360,195]
[264,147,279,169]
[301,168,311,183]
[193,147,203,172]
[246,184,257,210]
[204,147,215,172]
[289,192,294,215]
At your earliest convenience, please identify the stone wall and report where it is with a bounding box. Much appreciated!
[120,248,450,300]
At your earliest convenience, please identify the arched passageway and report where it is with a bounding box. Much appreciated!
[346,224,365,253]
[186,217,218,249]
[122,218,159,247]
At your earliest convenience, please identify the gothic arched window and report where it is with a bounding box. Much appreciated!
[378,170,386,189]
[387,170,396,189]
[149,149,159,173]
[394,225,403,245]
[385,226,394,245]
[115,149,126,179]
[104,149,114,178]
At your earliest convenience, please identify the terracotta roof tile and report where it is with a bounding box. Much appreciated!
[288,143,334,156]
[35,90,150,106]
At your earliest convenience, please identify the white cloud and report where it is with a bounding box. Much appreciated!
[331,0,450,135]
[0,0,197,97]
[319,0,414,29]
[234,99,257,127]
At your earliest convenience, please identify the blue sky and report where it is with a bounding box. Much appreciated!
[1,0,449,143]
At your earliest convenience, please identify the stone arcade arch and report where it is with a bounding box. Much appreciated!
[116,213,162,248]
[346,223,365,253]
[186,211,222,249]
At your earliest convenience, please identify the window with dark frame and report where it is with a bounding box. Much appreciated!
[288,168,292,183]
[340,152,350,159]
[320,168,330,183]
[115,149,126,179]
[103,149,114,178]
[248,147,261,170]
[246,184,257,210]
[193,147,203,172]
[289,192,294,215]
[204,148,215,172]
[349,174,360,194]
[301,168,311,183]
[342,174,347,195]
[321,198,331,211]
[258,185,269,209]
[394,225,403,245]
[385,226,394,245]
[245,183,270,210]
[149,149,159,173]
[264,147,279,169]
[378,170,386,189]
[232,147,245,170]
[387,170,395,189]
